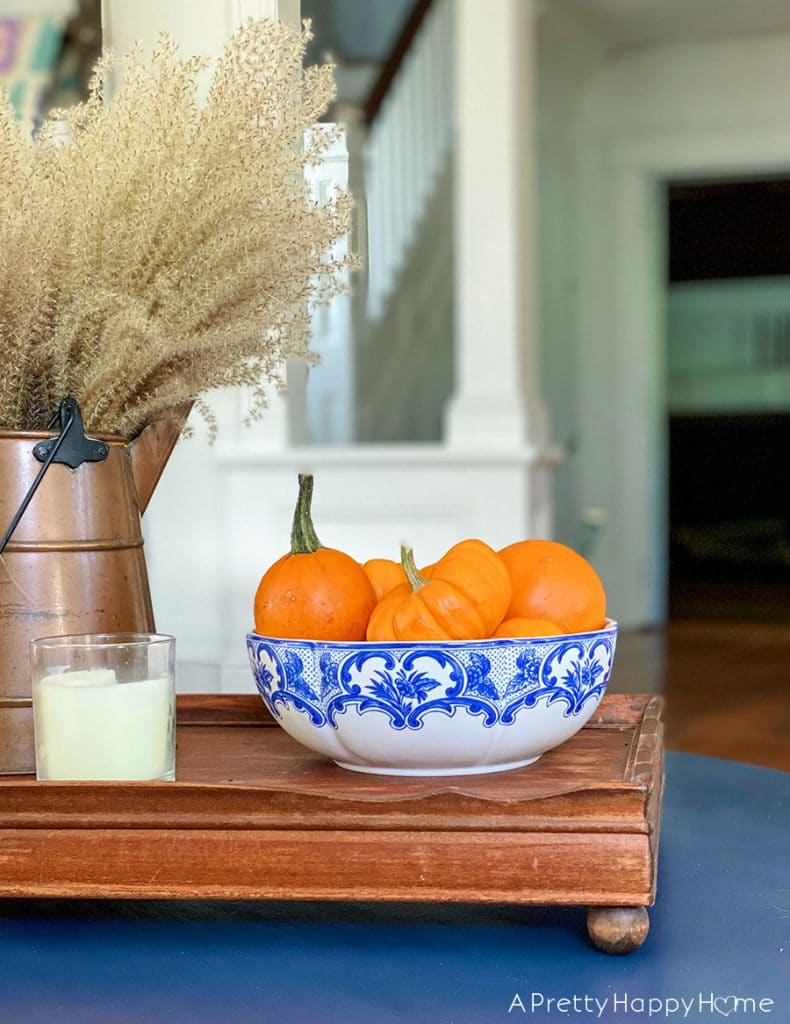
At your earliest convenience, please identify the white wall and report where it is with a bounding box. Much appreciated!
[537,15,790,626]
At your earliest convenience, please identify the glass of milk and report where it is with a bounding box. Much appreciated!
[31,634,176,781]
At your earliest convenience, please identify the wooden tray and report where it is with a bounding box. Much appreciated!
[0,693,664,954]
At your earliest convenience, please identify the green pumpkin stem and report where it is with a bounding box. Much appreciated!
[290,474,323,554]
[401,544,428,592]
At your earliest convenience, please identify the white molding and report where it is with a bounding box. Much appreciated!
[215,441,566,468]
[217,454,552,670]
[611,128,790,178]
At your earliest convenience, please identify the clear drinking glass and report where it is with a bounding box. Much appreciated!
[31,633,175,781]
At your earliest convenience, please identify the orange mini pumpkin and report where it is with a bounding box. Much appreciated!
[498,540,606,634]
[254,474,376,641]
[362,558,406,602]
[492,617,562,639]
[366,540,511,642]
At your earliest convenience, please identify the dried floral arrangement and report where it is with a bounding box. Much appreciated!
[0,18,351,438]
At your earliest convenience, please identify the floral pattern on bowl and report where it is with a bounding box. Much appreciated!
[247,622,617,776]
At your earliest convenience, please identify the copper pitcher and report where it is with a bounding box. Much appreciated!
[0,413,185,774]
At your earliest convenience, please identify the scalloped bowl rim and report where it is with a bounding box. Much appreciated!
[247,618,618,649]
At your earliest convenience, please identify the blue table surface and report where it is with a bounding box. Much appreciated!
[0,751,787,1024]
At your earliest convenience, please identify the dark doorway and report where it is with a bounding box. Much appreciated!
[667,179,790,621]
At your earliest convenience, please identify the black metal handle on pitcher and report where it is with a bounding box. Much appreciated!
[0,398,109,556]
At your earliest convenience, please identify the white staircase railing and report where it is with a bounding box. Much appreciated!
[365,0,454,321]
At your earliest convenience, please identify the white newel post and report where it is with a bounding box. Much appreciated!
[445,0,545,449]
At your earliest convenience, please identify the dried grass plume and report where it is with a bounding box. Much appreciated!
[0,18,352,437]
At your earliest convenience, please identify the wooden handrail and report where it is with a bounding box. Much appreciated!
[364,0,435,125]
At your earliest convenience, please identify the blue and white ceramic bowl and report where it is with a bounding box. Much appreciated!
[247,621,618,776]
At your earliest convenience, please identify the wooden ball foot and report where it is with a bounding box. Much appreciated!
[587,906,649,955]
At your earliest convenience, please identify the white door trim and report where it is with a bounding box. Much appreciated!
[581,128,790,626]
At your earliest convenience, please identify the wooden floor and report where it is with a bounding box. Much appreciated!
[612,621,790,771]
